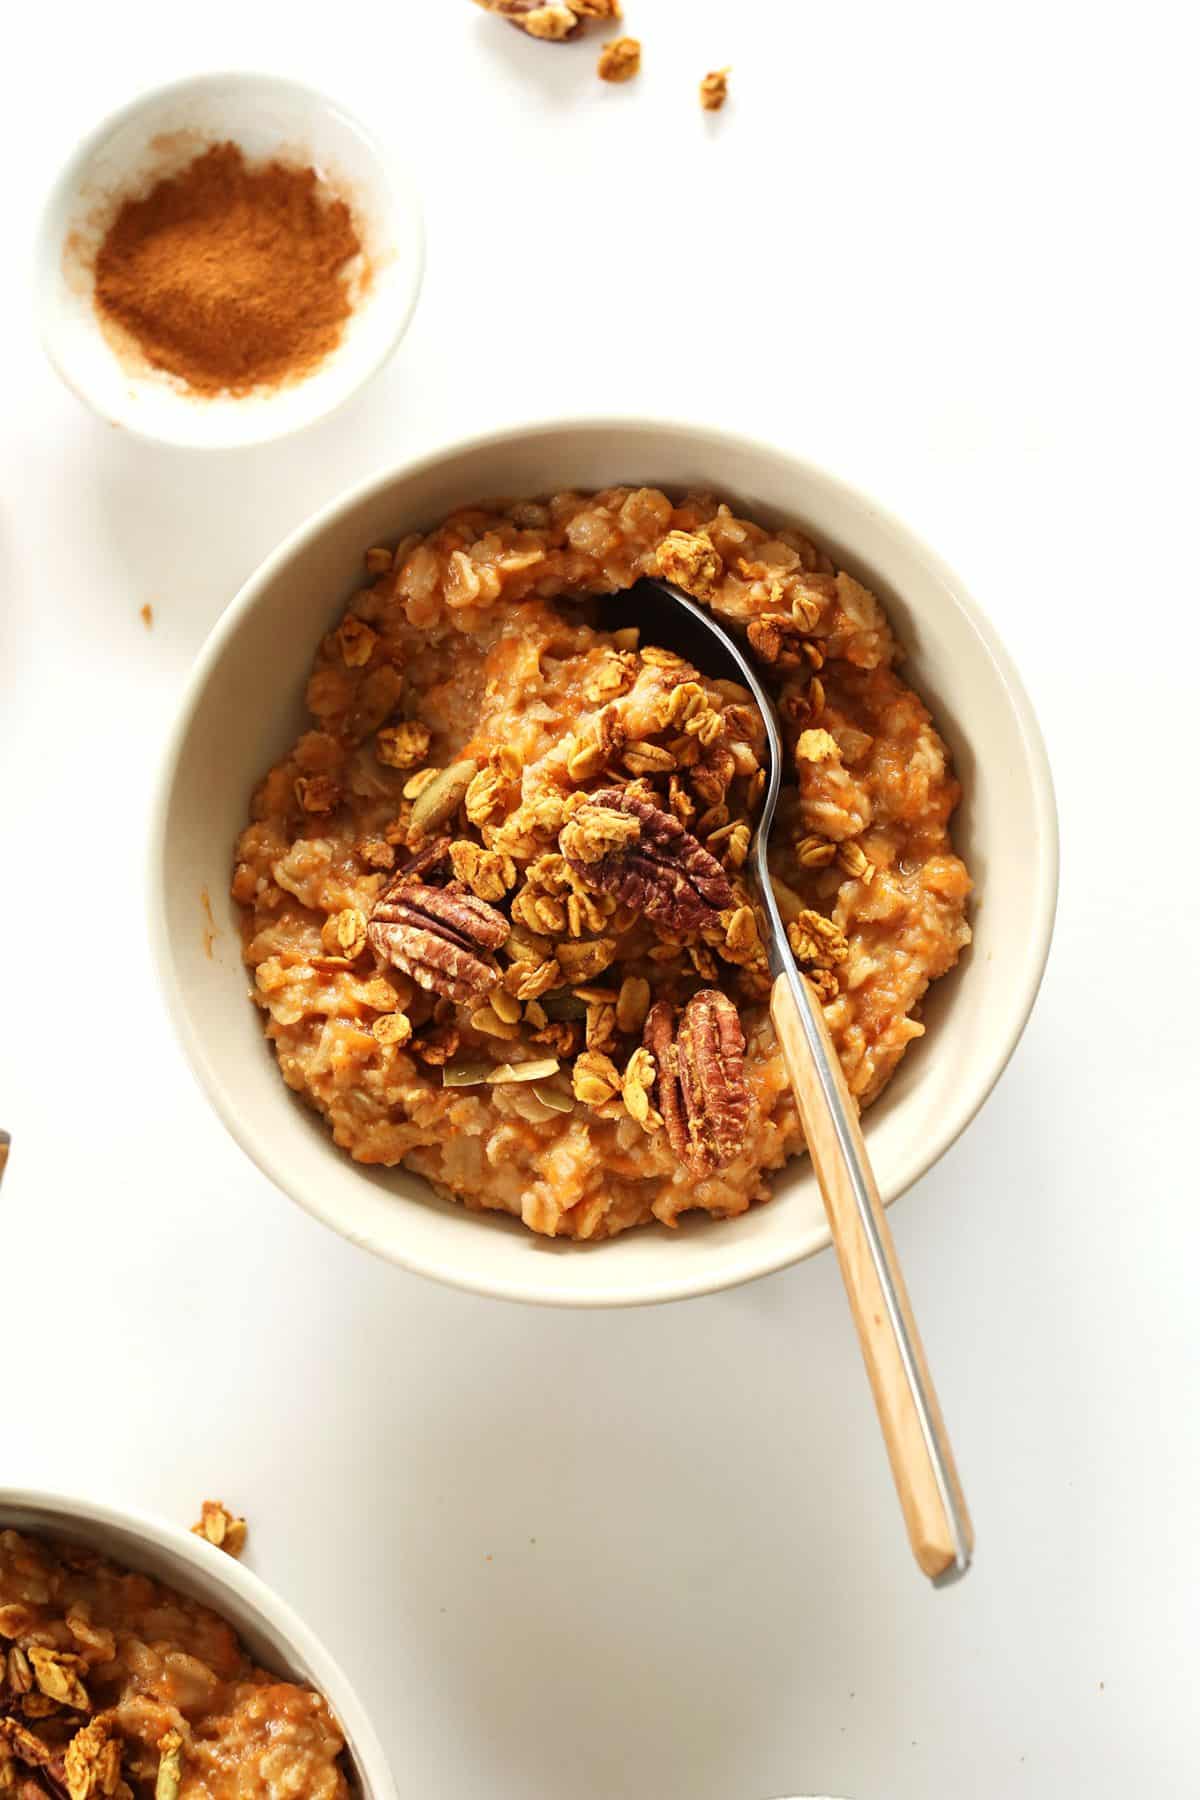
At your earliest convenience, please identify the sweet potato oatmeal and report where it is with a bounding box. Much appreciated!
[231,487,972,1240]
[0,1530,347,1800]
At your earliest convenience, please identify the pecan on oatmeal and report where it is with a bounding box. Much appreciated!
[367,880,508,1003]
[644,991,749,1177]
[561,788,733,933]
[0,1531,347,1800]
[233,484,971,1240]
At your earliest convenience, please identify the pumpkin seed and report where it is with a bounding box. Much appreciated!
[539,992,588,1021]
[508,1089,559,1123]
[487,1057,561,1085]
[442,1060,493,1087]
[409,759,478,837]
[442,1055,561,1089]
[531,1081,575,1114]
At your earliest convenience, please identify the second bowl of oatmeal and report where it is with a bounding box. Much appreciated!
[0,1488,395,1800]
[150,419,1057,1307]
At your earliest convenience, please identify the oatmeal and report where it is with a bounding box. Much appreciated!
[231,487,971,1240]
[0,1530,347,1800]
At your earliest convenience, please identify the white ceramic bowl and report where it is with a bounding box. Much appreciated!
[0,1488,395,1800]
[150,418,1058,1307]
[35,73,424,449]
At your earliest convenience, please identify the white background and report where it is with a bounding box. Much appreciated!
[3,3,1198,1796]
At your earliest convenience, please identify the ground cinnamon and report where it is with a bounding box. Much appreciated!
[93,141,362,395]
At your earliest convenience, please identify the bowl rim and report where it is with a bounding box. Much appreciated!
[34,69,426,452]
[147,414,1060,1307]
[0,1484,397,1800]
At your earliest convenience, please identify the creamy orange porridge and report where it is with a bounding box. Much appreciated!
[231,487,971,1240]
[0,1531,347,1800]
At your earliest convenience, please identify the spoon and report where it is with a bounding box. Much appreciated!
[615,577,974,1585]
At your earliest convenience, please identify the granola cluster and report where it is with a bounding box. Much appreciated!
[0,1531,346,1800]
[232,486,972,1240]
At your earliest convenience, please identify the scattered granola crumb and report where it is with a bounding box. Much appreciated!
[597,35,641,82]
[191,1500,247,1558]
[700,67,730,111]
[140,602,154,629]
[0,1134,9,1185]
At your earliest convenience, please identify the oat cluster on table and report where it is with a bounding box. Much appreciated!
[700,68,730,111]
[0,1529,346,1800]
[190,1501,247,1560]
[596,36,640,82]
[231,485,972,1242]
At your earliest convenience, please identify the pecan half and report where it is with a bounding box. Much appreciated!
[560,787,733,934]
[643,991,749,1177]
[368,879,508,1004]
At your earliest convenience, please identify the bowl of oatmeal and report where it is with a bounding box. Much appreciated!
[0,1489,394,1800]
[150,419,1057,1306]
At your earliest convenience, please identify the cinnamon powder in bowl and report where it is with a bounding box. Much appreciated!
[93,142,363,396]
[36,73,425,449]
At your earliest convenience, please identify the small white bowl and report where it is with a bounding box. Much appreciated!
[0,1487,396,1800]
[149,418,1058,1308]
[35,73,424,450]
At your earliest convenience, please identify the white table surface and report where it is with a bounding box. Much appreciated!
[3,3,1198,1796]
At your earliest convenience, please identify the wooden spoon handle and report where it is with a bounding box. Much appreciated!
[770,971,974,1581]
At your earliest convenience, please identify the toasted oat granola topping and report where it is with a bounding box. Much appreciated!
[63,1717,121,1800]
[654,530,723,598]
[375,721,430,770]
[796,728,840,764]
[572,1050,621,1107]
[621,1046,661,1133]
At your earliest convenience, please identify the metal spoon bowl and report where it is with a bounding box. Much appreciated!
[608,577,973,1586]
